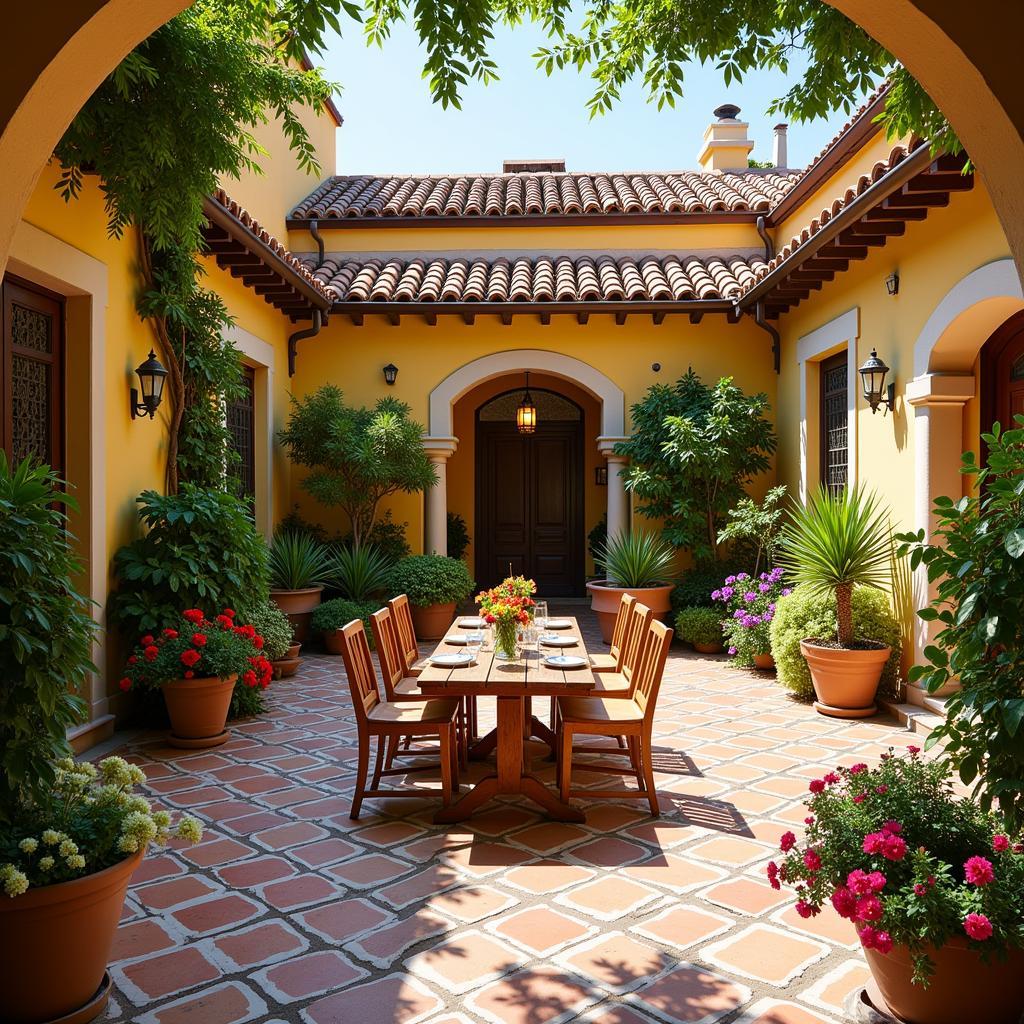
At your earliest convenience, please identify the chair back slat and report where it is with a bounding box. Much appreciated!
[609,594,637,668]
[387,594,420,674]
[632,620,674,719]
[620,602,654,682]
[338,619,381,721]
[371,607,407,701]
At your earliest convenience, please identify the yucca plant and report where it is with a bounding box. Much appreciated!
[594,531,676,588]
[329,544,393,602]
[268,532,332,591]
[777,486,893,646]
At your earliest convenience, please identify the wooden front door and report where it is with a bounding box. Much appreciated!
[476,393,584,597]
[982,312,1024,433]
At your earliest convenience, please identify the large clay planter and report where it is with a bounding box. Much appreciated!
[753,652,776,671]
[864,939,1024,1024]
[587,581,674,643]
[161,673,236,749]
[800,639,889,718]
[693,641,724,655]
[270,586,323,643]
[411,601,456,641]
[272,642,302,679]
[323,629,346,655]
[0,847,144,1024]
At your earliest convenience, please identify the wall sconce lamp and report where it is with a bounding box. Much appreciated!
[382,362,399,386]
[516,372,537,434]
[885,271,900,296]
[595,466,608,486]
[858,349,895,414]
[130,350,168,420]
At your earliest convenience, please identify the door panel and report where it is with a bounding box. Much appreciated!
[476,419,583,597]
[982,312,1024,439]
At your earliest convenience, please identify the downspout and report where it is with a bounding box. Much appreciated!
[750,300,781,374]
[308,219,325,268]
[756,215,774,261]
[288,309,322,377]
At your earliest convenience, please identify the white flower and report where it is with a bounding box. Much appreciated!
[117,836,140,854]
[152,810,171,830]
[0,864,29,897]
[58,839,79,858]
[18,838,38,854]
[127,795,151,815]
[66,854,86,870]
[41,830,62,846]
[38,856,54,871]
[99,756,135,787]
[175,816,203,844]
[129,764,146,786]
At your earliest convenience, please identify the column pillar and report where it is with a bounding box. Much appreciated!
[598,436,630,539]
[422,436,458,556]
[905,373,974,696]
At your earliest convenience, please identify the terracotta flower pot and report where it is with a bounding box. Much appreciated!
[411,601,456,641]
[0,847,144,1024]
[270,586,323,643]
[161,674,236,749]
[864,938,1024,1024]
[800,639,890,718]
[272,642,302,678]
[693,641,724,655]
[323,629,346,655]
[586,581,674,643]
[753,652,776,671]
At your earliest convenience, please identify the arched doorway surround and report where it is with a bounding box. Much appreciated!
[425,350,626,556]
[906,258,1024,664]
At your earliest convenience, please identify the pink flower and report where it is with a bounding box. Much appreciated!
[882,835,907,861]
[850,763,868,775]
[804,816,815,826]
[913,883,927,896]
[852,793,866,804]
[992,835,1010,852]
[964,913,993,941]
[875,784,889,795]
[803,849,822,872]
[823,772,840,785]
[855,895,883,922]
[964,856,995,886]
[881,820,902,835]
[847,869,874,896]
[795,900,819,919]
[766,861,781,891]
[907,745,921,755]
[874,931,893,954]
[780,832,797,853]
[867,871,887,892]
[831,886,857,919]
[809,779,825,794]
[858,926,893,954]
[858,925,879,949]
[863,832,886,855]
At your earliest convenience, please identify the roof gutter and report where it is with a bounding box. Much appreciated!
[736,142,933,310]
[328,298,737,319]
[288,309,323,377]
[750,300,781,373]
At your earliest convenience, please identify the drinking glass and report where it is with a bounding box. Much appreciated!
[534,600,548,631]
[465,630,483,664]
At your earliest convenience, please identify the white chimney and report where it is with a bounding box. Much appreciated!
[773,123,789,169]
[697,104,755,172]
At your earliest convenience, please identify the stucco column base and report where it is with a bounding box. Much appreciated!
[597,436,630,540]
[422,436,458,557]
[905,373,974,693]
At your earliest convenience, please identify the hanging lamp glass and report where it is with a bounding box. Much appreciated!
[516,372,537,434]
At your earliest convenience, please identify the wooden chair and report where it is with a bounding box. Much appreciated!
[556,618,674,816]
[337,619,460,819]
[372,607,469,770]
[588,594,636,672]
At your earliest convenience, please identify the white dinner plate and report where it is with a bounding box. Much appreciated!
[543,619,572,629]
[445,634,483,646]
[539,635,578,648]
[458,617,486,628]
[543,654,587,669]
[429,652,475,667]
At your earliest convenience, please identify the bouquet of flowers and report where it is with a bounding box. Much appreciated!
[768,747,1024,985]
[476,577,536,659]
[712,568,790,665]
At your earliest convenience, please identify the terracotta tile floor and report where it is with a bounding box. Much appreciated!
[97,609,915,1024]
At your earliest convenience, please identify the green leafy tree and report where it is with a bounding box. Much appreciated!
[278,386,437,546]
[718,484,788,576]
[896,418,1024,832]
[616,370,776,564]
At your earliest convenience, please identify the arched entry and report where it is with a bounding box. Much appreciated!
[981,312,1024,434]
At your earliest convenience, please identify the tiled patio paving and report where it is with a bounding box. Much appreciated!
[97,610,914,1024]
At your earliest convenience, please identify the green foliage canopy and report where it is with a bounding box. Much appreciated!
[616,371,776,564]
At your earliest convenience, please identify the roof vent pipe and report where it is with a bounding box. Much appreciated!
[773,124,789,169]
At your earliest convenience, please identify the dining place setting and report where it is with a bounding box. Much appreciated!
[336,577,673,824]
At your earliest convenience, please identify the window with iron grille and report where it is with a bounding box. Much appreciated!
[227,366,256,500]
[820,351,848,497]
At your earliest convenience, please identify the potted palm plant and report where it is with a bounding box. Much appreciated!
[587,531,676,642]
[268,531,332,641]
[386,555,476,639]
[777,485,893,717]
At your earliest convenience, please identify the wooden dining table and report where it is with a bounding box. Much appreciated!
[417,615,597,824]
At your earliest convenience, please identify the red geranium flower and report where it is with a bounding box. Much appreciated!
[243,670,257,688]
[184,670,194,679]
[183,609,204,624]
[119,677,132,692]
[192,633,207,647]
[180,648,201,668]
[163,628,178,638]
[964,856,994,886]
[222,608,235,618]
[964,912,993,940]
[141,635,155,646]
[144,645,159,662]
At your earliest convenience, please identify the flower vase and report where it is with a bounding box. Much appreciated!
[494,620,520,660]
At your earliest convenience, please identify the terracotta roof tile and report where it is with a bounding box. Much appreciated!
[299,252,767,304]
[290,171,799,222]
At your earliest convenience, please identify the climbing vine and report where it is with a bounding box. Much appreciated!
[53,0,338,491]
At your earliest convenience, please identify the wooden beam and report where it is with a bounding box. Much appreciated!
[539,312,551,326]
[652,311,666,325]
[462,312,476,326]
[423,312,437,326]
[817,241,869,260]
[500,311,512,326]
[689,312,703,325]
[850,219,906,237]
[837,228,887,248]
[878,199,929,219]
[803,257,851,272]
[614,311,627,325]
[576,312,589,326]
[349,313,363,326]
[790,270,835,284]
[387,312,400,326]
[885,189,950,209]
[232,265,277,281]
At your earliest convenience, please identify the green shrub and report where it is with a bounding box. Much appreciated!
[329,543,393,602]
[447,512,471,561]
[278,508,331,545]
[587,514,607,567]
[111,485,268,640]
[675,606,724,647]
[311,598,375,647]
[594,531,675,587]
[268,531,333,590]
[672,563,738,611]
[244,602,294,661]
[388,555,475,607]
[770,584,903,702]
[0,456,96,822]
[343,510,411,565]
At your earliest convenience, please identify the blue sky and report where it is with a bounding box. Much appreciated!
[318,16,863,175]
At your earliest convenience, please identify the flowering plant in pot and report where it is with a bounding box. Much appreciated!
[247,600,300,678]
[120,608,272,748]
[712,567,789,668]
[768,749,1024,1024]
[476,579,536,659]
[588,531,676,643]
[386,555,476,639]
[777,485,894,717]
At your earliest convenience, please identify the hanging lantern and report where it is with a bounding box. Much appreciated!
[516,371,537,434]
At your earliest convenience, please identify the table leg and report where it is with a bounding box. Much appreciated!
[434,696,584,824]
[468,729,497,761]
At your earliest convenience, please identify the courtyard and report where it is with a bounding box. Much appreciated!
[99,611,911,1024]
